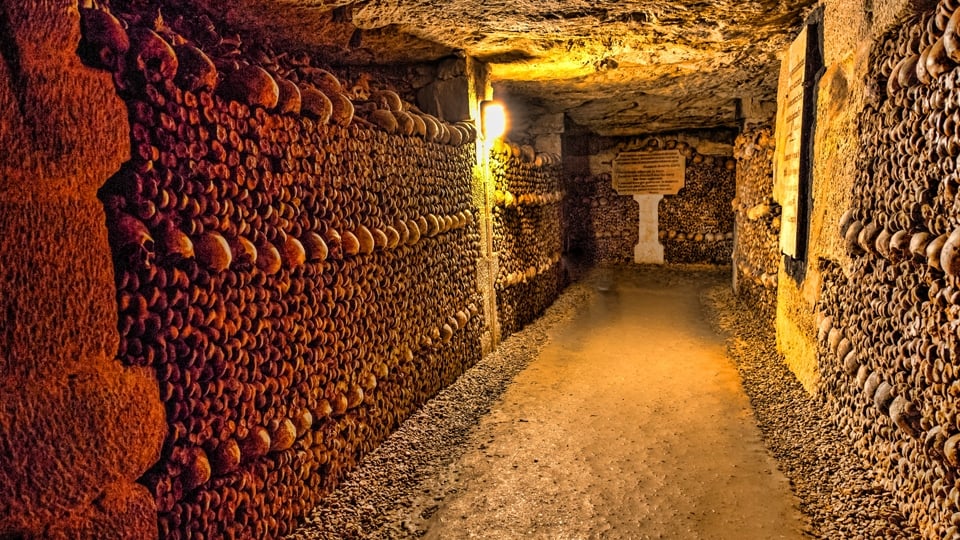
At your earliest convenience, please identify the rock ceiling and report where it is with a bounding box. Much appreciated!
[197,0,819,136]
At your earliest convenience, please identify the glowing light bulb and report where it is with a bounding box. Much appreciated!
[481,100,507,140]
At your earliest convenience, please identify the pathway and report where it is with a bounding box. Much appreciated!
[415,267,807,539]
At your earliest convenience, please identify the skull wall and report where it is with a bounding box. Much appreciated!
[565,173,640,265]
[563,133,735,266]
[655,140,737,265]
[818,4,960,537]
[732,126,780,323]
[79,3,487,538]
[490,141,566,338]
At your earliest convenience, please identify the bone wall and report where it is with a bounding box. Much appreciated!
[564,131,736,266]
[811,1,960,536]
[490,141,566,338]
[732,126,780,324]
[71,2,490,537]
[564,173,640,265]
[656,141,737,264]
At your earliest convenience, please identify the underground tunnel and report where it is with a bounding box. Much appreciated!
[3,0,960,537]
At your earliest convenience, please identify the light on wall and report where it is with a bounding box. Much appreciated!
[481,100,507,140]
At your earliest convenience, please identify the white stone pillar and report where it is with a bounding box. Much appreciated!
[633,194,664,264]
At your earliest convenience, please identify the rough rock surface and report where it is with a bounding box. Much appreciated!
[195,0,819,134]
[0,1,166,537]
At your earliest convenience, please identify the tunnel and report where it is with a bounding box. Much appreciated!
[0,0,955,538]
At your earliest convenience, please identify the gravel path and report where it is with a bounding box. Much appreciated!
[289,265,910,539]
[701,283,911,539]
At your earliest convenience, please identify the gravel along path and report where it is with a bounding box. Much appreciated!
[290,265,905,539]
[702,280,909,539]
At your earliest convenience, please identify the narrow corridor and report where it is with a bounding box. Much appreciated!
[414,267,806,539]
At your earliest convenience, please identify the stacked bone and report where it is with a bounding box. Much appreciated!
[490,140,567,338]
[564,173,640,265]
[821,3,960,537]
[653,138,736,264]
[81,4,485,538]
[732,126,780,323]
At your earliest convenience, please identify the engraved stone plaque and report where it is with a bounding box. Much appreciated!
[774,25,811,259]
[612,150,686,195]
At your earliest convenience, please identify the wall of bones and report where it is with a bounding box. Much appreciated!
[490,141,567,338]
[758,0,960,535]
[655,140,737,264]
[732,126,780,323]
[0,0,576,533]
[564,173,640,265]
[564,134,736,266]
[94,2,491,537]
[812,3,960,537]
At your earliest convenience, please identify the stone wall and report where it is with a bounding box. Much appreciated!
[490,141,566,338]
[0,2,166,538]
[732,126,780,324]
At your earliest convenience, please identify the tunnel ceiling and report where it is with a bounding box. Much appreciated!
[195,0,818,136]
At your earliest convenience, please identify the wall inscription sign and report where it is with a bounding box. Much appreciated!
[612,150,686,195]
[774,21,820,262]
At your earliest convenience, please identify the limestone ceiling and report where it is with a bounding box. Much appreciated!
[198,0,819,136]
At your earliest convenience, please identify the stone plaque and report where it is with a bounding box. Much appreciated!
[612,150,686,195]
[774,26,810,258]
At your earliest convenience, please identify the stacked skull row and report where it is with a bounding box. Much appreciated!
[653,139,736,264]
[564,173,640,265]
[79,5,475,146]
[658,230,735,243]
[82,4,485,538]
[732,126,781,319]
[825,2,960,537]
[489,141,566,338]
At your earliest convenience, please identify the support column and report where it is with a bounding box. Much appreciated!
[633,195,665,263]
[465,57,500,352]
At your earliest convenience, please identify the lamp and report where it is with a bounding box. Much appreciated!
[481,100,507,140]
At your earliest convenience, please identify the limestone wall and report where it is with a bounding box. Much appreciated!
[0,2,166,537]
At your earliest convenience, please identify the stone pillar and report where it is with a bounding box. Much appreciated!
[465,58,500,352]
[633,195,665,263]
[531,113,564,155]
[417,57,471,122]
[0,2,165,537]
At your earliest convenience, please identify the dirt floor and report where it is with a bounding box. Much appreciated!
[292,265,906,540]
[403,267,806,539]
